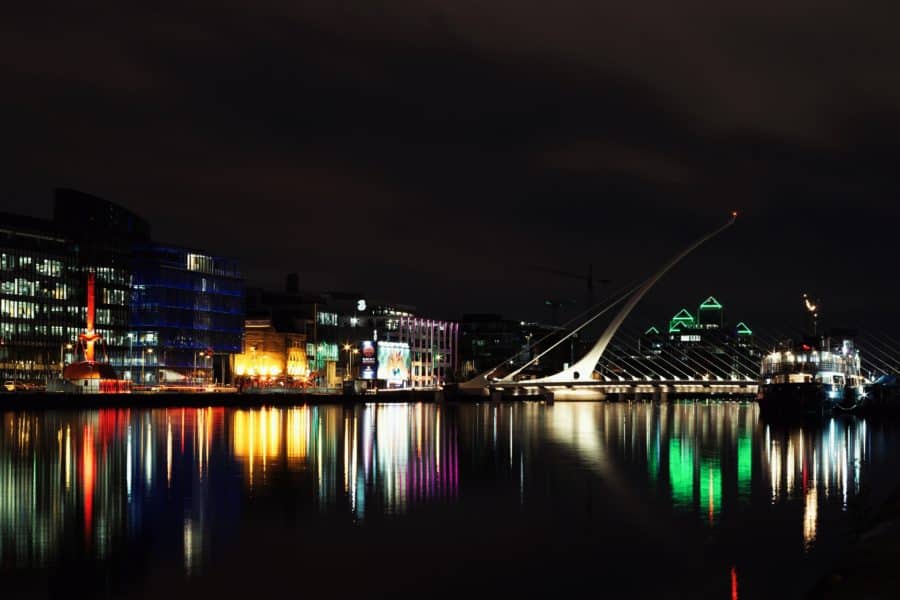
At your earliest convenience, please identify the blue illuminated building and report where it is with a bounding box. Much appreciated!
[0,189,243,386]
[130,245,242,385]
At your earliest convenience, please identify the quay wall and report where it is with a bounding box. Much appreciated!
[0,389,445,409]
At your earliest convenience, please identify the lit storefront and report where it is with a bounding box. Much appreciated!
[233,319,310,388]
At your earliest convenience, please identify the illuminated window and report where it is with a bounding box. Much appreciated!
[317,311,338,326]
[35,259,62,277]
[0,299,37,319]
[187,253,214,274]
[14,278,35,296]
[102,288,125,305]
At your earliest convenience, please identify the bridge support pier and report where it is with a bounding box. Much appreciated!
[490,389,503,402]
[540,387,554,404]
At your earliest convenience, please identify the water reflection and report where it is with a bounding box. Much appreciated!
[229,404,459,516]
[544,402,870,541]
[0,402,895,598]
[545,402,754,524]
[762,417,867,551]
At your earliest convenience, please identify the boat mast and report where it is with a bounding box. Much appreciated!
[803,293,819,338]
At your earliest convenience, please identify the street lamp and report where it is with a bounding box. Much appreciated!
[194,350,211,385]
[142,347,153,386]
[59,342,73,379]
[127,333,134,380]
[343,343,352,380]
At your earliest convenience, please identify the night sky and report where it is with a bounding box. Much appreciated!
[3,2,899,332]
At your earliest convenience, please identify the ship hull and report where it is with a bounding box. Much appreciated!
[757,383,836,417]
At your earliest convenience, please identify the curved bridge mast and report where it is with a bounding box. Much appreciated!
[500,213,737,385]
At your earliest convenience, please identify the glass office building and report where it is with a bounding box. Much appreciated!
[0,190,243,386]
[130,245,243,384]
[0,215,81,382]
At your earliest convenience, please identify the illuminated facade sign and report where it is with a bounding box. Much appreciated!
[359,340,377,379]
[376,341,410,387]
[360,340,376,365]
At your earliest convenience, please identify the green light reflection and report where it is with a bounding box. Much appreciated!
[669,438,693,507]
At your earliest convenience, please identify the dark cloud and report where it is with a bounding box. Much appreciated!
[1,1,898,329]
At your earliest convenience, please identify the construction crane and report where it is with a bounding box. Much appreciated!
[529,263,611,311]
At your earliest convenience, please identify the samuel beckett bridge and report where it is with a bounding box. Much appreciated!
[458,213,900,401]
[460,213,760,400]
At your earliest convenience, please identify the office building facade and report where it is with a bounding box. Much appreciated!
[129,244,243,384]
[0,215,81,382]
[385,316,458,387]
[0,189,243,386]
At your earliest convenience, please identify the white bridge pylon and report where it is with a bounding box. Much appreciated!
[494,213,737,386]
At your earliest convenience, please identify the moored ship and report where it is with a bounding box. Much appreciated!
[758,335,865,416]
[757,296,865,416]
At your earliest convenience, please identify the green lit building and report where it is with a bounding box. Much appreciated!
[636,295,758,380]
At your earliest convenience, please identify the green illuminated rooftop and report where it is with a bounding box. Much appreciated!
[698,296,723,310]
[669,308,695,333]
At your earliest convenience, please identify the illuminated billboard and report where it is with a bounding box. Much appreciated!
[359,340,377,380]
[376,341,410,388]
[360,340,376,365]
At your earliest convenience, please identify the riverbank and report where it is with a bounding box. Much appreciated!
[0,389,446,409]
[810,481,900,598]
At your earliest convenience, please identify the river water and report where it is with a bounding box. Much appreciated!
[2,401,899,599]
